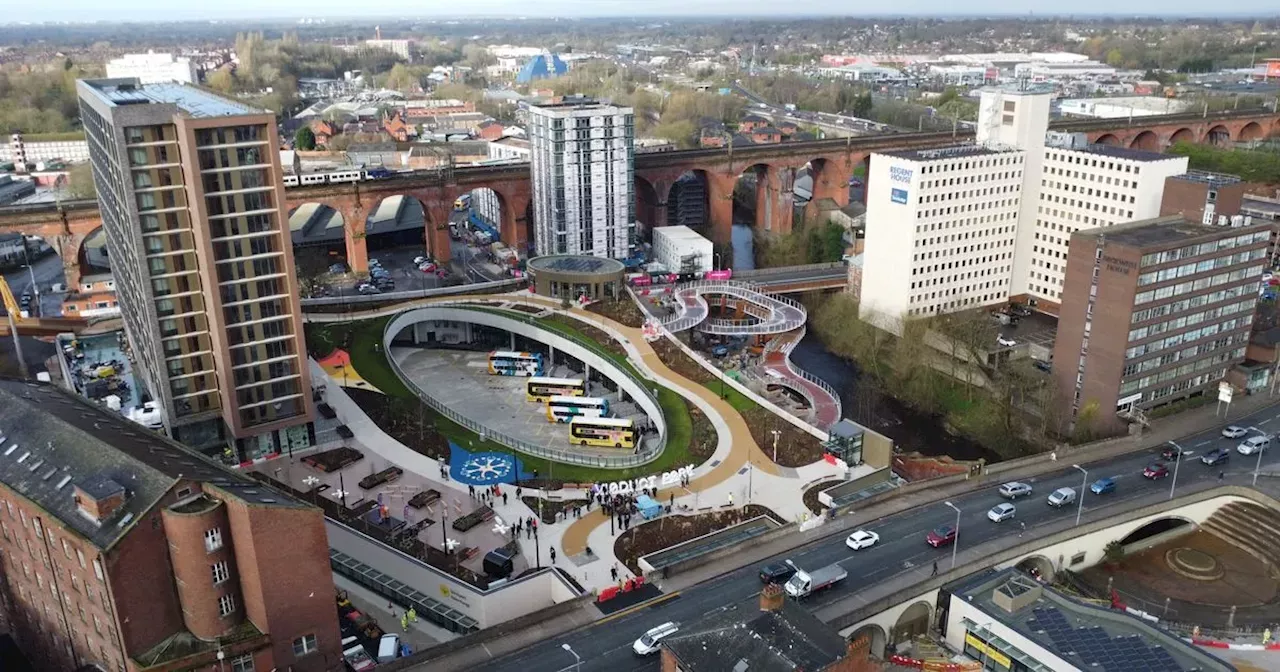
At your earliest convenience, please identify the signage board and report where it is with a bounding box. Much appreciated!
[1218,381,1233,403]
[891,188,909,204]
[889,166,913,183]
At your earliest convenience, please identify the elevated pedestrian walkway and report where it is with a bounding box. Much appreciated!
[662,280,806,335]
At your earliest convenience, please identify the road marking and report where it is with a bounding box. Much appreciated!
[1196,440,1212,447]
[1262,419,1274,426]
[593,591,682,627]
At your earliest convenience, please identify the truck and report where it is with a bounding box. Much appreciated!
[783,561,847,598]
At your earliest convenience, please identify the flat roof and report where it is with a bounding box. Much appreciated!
[951,569,1231,672]
[81,78,261,118]
[881,144,1016,163]
[527,254,626,275]
[1169,170,1243,187]
[1065,144,1181,163]
[1073,215,1233,249]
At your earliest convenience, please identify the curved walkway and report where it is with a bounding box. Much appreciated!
[304,293,789,558]
[662,280,806,335]
[765,327,842,429]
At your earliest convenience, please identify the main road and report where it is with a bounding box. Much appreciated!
[487,403,1280,672]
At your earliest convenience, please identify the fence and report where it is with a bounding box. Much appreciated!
[734,261,845,279]
[300,278,521,308]
[776,325,843,427]
[382,304,667,469]
[661,280,808,335]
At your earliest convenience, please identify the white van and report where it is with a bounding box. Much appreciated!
[1238,435,1270,456]
[377,633,400,663]
[633,621,680,656]
[1047,487,1077,508]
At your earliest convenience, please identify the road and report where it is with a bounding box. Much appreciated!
[487,404,1280,672]
[2,250,66,318]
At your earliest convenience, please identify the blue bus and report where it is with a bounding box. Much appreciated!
[487,351,544,376]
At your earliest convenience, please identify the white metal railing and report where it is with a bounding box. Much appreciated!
[381,304,665,469]
[777,326,843,427]
[300,279,520,308]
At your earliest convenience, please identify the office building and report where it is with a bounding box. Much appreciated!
[528,99,636,259]
[1160,171,1249,226]
[652,225,713,274]
[364,39,412,60]
[77,78,314,459]
[1053,216,1267,433]
[0,379,340,672]
[942,569,1232,672]
[105,52,198,85]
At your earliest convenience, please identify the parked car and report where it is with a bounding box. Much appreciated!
[1237,436,1269,456]
[1090,477,1117,495]
[1202,448,1231,466]
[413,255,430,266]
[1222,425,1249,439]
[1033,360,1052,373]
[846,530,880,550]
[988,503,1017,522]
[419,262,437,273]
[1143,463,1170,479]
[633,622,680,656]
[356,283,382,295]
[997,335,1017,347]
[758,561,796,585]
[999,482,1033,499]
[1047,487,1077,508]
[927,525,957,547]
[328,263,347,274]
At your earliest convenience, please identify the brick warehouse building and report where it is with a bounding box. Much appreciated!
[0,379,340,672]
[1053,216,1269,435]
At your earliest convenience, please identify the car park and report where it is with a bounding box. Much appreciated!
[758,562,796,585]
[1237,435,1269,456]
[1222,425,1248,439]
[846,529,880,550]
[988,503,1017,522]
[999,482,1033,499]
[1143,463,1169,479]
[1090,477,1116,495]
[633,622,680,655]
[1201,448,1231,466]
[1047,487,1076,508]
[927,525,957,547]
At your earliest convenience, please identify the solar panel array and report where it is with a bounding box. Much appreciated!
[1026,607,1183,671]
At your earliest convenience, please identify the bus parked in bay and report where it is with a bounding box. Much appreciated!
[488,351,544,377]
[546,396,609,423]
[526,376,586,401]
[569,416,636,449]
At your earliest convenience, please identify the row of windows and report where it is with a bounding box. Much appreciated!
[1041,191,1135,218]
[1123,314,1253,359]
[917,154,1024,175]
[1123,336,1249,378]
[1135,266,1264,305]
[1120,351,1242,393]
[1140,230,1271,267]
[1131,283,1257,324]
[910,276,1008,298]
[919,182,1018,201]
[1045,150,1143,175]
[906,292,1004,316]
[1036,205,1123,230]
[1128,299,1256,342]
[1137,249,1267,286]
[1145,370,1229,402]
[916,199,1018,222]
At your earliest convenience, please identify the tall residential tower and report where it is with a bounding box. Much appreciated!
[77,78,314,459]
[528,99,636,258]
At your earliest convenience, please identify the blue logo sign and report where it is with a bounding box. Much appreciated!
[889,166,914,183]
[448,441,532,485]
[891,188,909,204]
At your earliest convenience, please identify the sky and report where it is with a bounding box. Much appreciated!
[9,1,1280,24]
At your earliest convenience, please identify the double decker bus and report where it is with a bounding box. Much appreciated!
[487,351,544,377]
[526,376,586,401]
[546,396,610,423]
[569,417,636,449]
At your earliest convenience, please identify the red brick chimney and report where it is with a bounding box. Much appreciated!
[760,582,784,612]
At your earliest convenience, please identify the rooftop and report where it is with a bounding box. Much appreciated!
[1169,170,1244,187]
[0,379,305,550]
[1064,143,1184,163]
[663,595,849,671]
[952,569,1231,672]
[80,78,261,118]
[527,254,625,275]
[1073,215,1233,249]
[881,143,1017,162]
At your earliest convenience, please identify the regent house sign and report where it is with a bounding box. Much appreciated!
[593,465,695,496]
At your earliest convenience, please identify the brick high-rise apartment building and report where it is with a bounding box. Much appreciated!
[0,379,340,672]
[76,79,314,461]
[1053,216,1269,433]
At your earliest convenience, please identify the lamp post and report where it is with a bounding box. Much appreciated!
[771,429,781,463]
[1167,440,1185,500]
[944,501,961,570]
[1071,464,1087,527]
[561,643,582,672]
[1247,426,1268,486]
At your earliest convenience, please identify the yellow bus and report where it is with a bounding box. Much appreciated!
[569,416,636,449]
[546,396,609,423]
[526,376,586,402]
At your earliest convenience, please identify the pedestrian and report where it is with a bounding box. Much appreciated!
[408,607,417,623]
[611,565,619,581]
[502,492,508,506]
[1219,471,1225,481]
[526,524,532,540]
[516,486,522,499]
[468,484,475,498]
[670,493,674,508]
[550,547,557,564]
[931,561,938,577]
[1019,521,1026,538]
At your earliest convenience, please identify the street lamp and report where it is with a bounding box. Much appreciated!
[1071,464,1087,527]
[944,501,961,570]
[561,643,581,672]
[771,429,781,463]
[1167,440,1185,500]
[1247,426,1268,487]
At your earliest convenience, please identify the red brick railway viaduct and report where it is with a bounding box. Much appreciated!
[2,110,1277,280]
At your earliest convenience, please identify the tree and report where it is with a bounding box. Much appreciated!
[851,92,873,119]
[1103,540,1125,567]
[382,63,422,92]
[65,162,96,200]
[206,69,236,94]
[294,126,316,151]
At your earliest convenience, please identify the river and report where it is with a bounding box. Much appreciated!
[731,223,755,270]
[789,330,1002,463]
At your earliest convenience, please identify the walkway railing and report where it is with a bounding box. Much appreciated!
[301,278,521,308]
[734,261,845,279]
[382,303,665,469]
[661,280,808,335]
[776,326,843,428]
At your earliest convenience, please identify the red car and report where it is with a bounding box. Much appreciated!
[1143,463,1170,479]
[927,525,957,548]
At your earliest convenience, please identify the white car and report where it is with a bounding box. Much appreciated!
[846,529,880,550]
[633,621,680,656]
[1221,426,1248,439]
[1237,435,1270,456]
[997,335,1017,347]
[988,503,1016,523]
[413,255,429,265]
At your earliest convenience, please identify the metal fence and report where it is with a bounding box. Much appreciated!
[382,304,666,469]
[300,278,521,308]
[734,261,845,279]
[777,325,843,427]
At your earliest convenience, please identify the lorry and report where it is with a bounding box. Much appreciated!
[782,560,847,598]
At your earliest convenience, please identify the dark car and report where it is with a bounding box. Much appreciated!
[1143,463,1170,479]
[1161,445,1187,461]
[1201,448,1231,466]
[758,561,796,585]
[927,525,957,548]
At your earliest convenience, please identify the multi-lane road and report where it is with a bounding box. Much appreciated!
[486,402,1280,672]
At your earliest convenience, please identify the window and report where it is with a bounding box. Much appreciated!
[293,634,318,657]
[92,558,103,581]
[230,653,255,672]
[204,528,223,552]
[212,561,230,584]
[218,594,235,617]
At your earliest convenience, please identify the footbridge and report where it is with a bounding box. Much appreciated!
[662,280,808,335]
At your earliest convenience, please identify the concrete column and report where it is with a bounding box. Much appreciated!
[336,199,368,274]
[706,172,736,247]
[584,363,591,382]
[549,345,556,367]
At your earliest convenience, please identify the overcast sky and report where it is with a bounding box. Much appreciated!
[10,1,1278,23]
